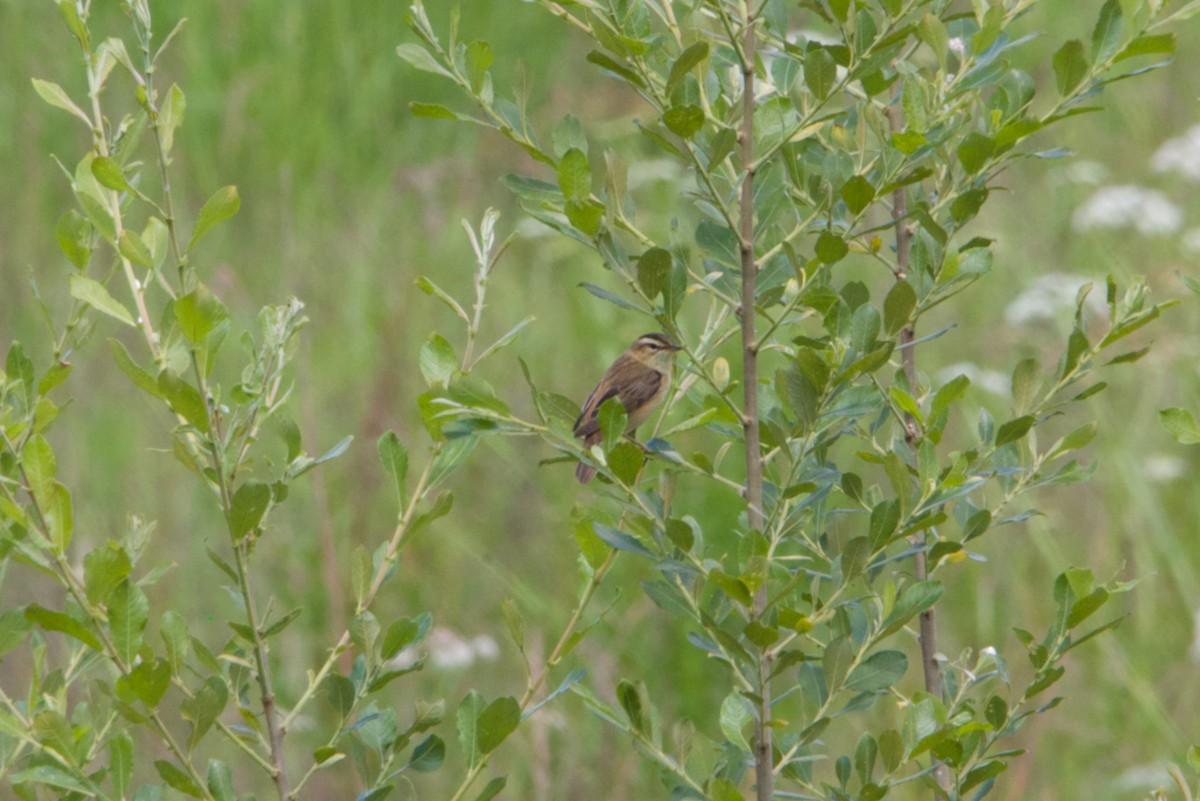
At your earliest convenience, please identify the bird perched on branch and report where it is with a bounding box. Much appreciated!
[573,332,682,484]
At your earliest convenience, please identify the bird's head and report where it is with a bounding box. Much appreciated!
[629,332,682,370]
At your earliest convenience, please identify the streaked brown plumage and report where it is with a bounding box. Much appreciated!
[573,333,681,484]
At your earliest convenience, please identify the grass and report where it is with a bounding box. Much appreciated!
[2,0,1199,798]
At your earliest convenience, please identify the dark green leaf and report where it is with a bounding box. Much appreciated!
[883,281,916,336]
[816,232,848,264]
[607,441,644,485]
[473,777,507,801]
[157,371,210,433]
[1053,40,1089,95]
[664,105,705,138]
[476,696,519,753]
[1091,0,1124,62]
[409,101,461,119]
[92,155,136,194]
[805,43,838,99]
[228,481,271,540]
[667,42,709,92]
[637,247,672,299]
[957,133,995,174]
[155,759,202,798]
[324,674,356,719]
[846,651,908,692]
[586,51,646,89]
[420,333,458,388]
[593,522,654,558]
[465,40,493,93]
[378,431,409,508]
[26,605,101,651]
[109,579,148,665]
[1116,33,1176,62]
[84,541,131,605]
[994,415,1034,446]
[126,657,171,707]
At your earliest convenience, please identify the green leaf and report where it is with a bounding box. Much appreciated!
[994,415,1035,446]
[841,175,875,215]
[663,105,705,138]
[0,609,32,656]
[9,765,94,796]
[378,431,409,508]
[458,690,486,768]
[408,734,445,772]
[70,274,135,327]
[1116,33,1176,62]
[823,637,854,690]
[23,434,57,507]
[565,198,604,236]
[956,133,995,174]
[465,40,493,93]
[593,522,654,559]
[395,43,453,77]
[161,609,189,674]
[1053,40,1089,95]
[126,657,171,707]
[228,481,271,540]
[476,696,519,754]
[55,210,92,269]
[25,605,102,651]
[473,777,507,801]
[880,580,943,638]
[175,284,229,344]
[804,43,838,99]
[846,650,908,692]
[92,155,136,194]
[917,13,950,68]
[1160,407,1200,444]
[883,281,916,336]
[157,371,210,433]
[351,545,371,608]
[109,579,148,665]
[607,441,644,486]
[156,760,202,798]
[109,338,161,398]
[381,614,432,660]
[110,733,133,798]
[667,42,709,92]
[118,230,155,268]
[188,186,240,252]
[719,691,754,752]
[31,78,91,125]
[409,101,465,120]
[816,232,848,264]
[84,541,132,604]
[1091,0,1124,62]
[1011,357,1041,414]
[182,676,229,749]
[586,51,646,89]
[208,759,234,801]
[500,597,525,653]
[557,148,591,200]
[636,247,672,299]
[420,333,458,388]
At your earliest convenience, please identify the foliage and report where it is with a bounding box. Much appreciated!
[396,0,1192,799]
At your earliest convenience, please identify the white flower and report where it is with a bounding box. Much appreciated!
[1151,124,1200,181]
[948,38,966,55]
[1143,454,1185,482]
[1072,185,1182,235]
[1004,273,1106,326]
[1049,159,1108,187]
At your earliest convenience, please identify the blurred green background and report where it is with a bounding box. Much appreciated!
[2,1,1199,798]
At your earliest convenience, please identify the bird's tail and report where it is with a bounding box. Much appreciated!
[576,432,602,484]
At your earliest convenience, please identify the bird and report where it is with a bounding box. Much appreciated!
[573,332,682,484]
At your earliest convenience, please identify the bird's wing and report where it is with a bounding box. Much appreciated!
[573,384,620,438]
[618,369,663,427]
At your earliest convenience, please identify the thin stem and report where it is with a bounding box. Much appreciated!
[735,5,772,801]
[886,84,949,794]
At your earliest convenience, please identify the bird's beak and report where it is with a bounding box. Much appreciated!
[669,343,683,352]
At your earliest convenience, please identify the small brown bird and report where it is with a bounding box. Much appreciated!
[573,332,682,483]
